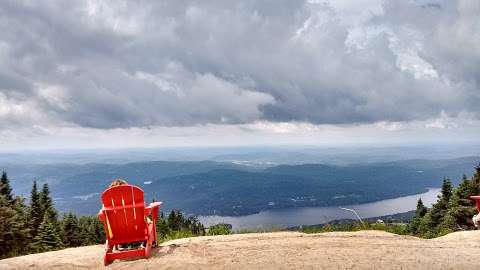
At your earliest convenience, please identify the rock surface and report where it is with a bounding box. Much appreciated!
[2,230,480,269]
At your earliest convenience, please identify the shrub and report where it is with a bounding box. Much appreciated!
[207,224,232,236]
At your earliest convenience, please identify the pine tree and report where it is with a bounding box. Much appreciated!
[473,164,480,193]
[417,211,436,238]
[62,213,80,247]
[409,198,427,234]
[29,181,42,239]
[187,216,205,235]
[168,210,185,231]
[76,216,104,245]
[429,178,453,228]
[416,198,427,217]
[39,183,57,224]
[0,171,29,258]
[0,171,13,204]
[33,213,63,252]
[90,218,105,244]
[0,195,29,258]
[11,196,30,253]
[156,212,170,239]
[167,210,178,230]
[442,174,478,231]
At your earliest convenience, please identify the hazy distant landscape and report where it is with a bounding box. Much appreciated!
[2,146,478,217]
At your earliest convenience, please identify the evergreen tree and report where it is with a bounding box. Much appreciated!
[416,198,427,217]
[11,196,30,251]
[62,213,81,247]
[161,210,205,240]
[409,198,427,234]
[29,181,42,239]
[417,212,436,238]
[473,164,480,193]
[187,216,205,235]
[77,216,104,245]
[0,171,13,204]
[0,172,29,258]
[39,183,58,224]
[0,195,29,258]
[33,213,63,252]
[90,218,105,244]
[429,178,453,228]
[156,212,169,239]
[442,175,478,230]
[168,210,184,231]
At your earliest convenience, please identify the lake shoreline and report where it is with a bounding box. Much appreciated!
[199,188,441,230]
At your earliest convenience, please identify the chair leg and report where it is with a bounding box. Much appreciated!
[145,244,150,258]
[104,254,112,266]
[104,240,113,266]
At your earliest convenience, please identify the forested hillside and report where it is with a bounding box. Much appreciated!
[4,157,477,216]
[299,166,480,239]
[2,165,480,259]
[408,166,480,238]
[0,171,210,259]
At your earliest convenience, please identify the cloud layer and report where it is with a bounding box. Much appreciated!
[0,0,478,130]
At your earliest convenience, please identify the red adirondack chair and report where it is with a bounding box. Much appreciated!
[98,184,161,265]
[471,195,480,211]
[471,195,480,226]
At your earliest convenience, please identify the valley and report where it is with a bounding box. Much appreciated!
[2,154,478,217]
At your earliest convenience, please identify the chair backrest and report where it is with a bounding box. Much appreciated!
[100,184,147,243]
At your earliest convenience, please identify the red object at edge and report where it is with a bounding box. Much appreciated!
[98,184,161,266]
[470,196,480,212]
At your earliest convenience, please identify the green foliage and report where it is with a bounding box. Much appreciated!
[40,183,58,224]
[28,182,61,252]
[0,171,106,258]
[300,222,408,235]
[160,230,197,242]
[30,183,63,253]
[156,210,205,243]
[0,171,13,204]
[167,210,181,231]
[474,165,480,193]
[77,216,105,246]
[441,175,477,231]
[428,178,453,228]
[33,213,63,252]
[3,164,480,259]
[410,166,480,238]
[61,212,81,247]
[0,172,29,258]
[415,211,429,236]
[408,198,427,234]
[235,226,283,234]
[28,181,42,239]
[416,198,428,217]
[156,212,169,238]
[300,165,480,240]
[207,223,232,236]
[0,195,30,258]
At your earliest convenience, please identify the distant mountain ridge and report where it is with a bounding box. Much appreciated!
[3,156,477,216]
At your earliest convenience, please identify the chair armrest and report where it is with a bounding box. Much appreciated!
[98,210,105,221]
[144,202,162,217]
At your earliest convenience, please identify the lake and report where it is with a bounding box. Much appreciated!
[199,188,441,230]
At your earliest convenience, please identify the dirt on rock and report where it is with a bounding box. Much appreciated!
[2,230,480,270]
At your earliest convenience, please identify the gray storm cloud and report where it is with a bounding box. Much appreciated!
[0,0,478,129]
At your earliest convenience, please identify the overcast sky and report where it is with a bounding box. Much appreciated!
[0,0,479,150]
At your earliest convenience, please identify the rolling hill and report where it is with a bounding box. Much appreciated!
[3,156,477,216]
